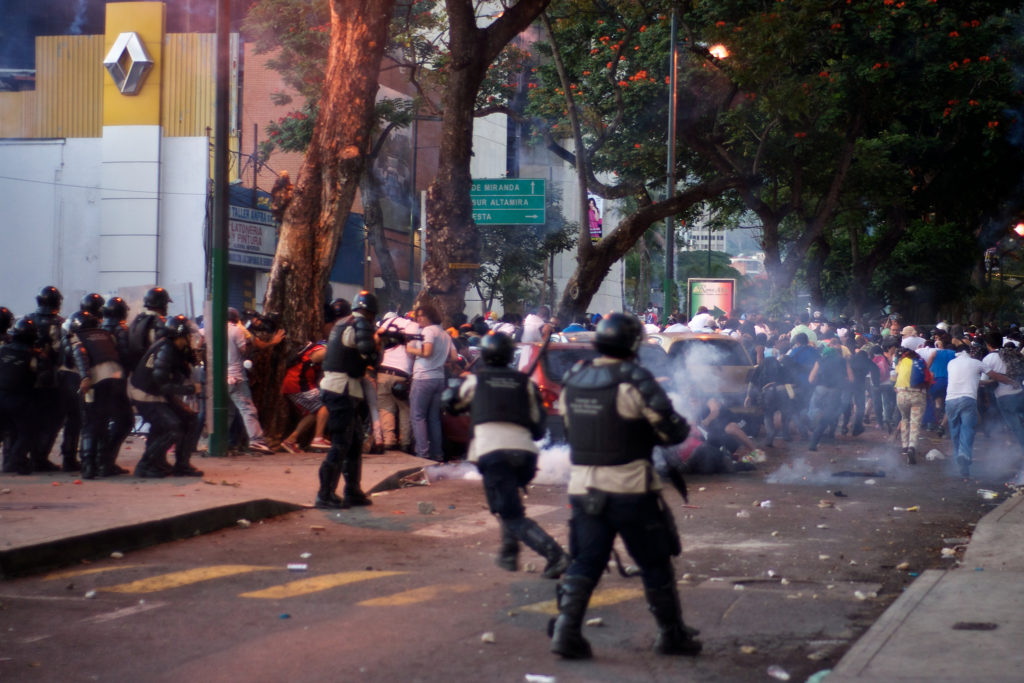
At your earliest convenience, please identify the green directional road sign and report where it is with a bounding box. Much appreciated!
[471,178,546,225]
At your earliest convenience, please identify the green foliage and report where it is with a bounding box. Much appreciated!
[530,0,1024,317]
[243,0,444,160]
[473,189,576,311]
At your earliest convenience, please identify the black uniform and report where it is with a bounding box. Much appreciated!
[452,365,568,578]
[101,314,135,472]
[25,308,65,472]
[316,311,379,508]
[128,337,201,477]
[72,326,129,478]
[551,357,700,659]
[0,337,40,474]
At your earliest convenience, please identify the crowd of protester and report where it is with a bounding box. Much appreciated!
[3,286,1023,483]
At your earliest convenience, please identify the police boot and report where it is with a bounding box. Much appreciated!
[645,582,702,656]
[79,435,97,480]
[341,455,372,508]
[171,451,204,477]
[550,575,595,659]
[315,462,344,509]
[61,441,81,472]
[495,520,520,572]
[98,443,129,477]
[519,518,569,579]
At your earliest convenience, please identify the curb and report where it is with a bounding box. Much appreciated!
[0,498,303,579]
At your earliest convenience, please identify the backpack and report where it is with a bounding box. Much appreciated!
[998,346,1024,384]
[909,356,933,388]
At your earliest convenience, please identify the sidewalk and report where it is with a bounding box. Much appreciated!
[827,492,1024,683]
[0,437,429,578]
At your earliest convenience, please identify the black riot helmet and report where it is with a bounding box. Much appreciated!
[479,332,516,367]
[0,307,13,334]
[101,297,129,321]
[144,287,172,314]
[36,286,63,310]
[80,293,105,315]
[594,312,644,359]
[165,314,191,339]
[69,310,100,333]
[11,317,37,345]
[353,290,378,317]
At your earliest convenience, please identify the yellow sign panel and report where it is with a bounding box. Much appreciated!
[103,2,165,126]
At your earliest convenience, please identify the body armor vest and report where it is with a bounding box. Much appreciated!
[75,327,120,368]
[103,320,131,363]
[562,361,657,467]
[471,366,534,430]
[130,338,169,395]
[323,316,373,379]
[0,342,37,393]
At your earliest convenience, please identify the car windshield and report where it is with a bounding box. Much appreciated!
[667,338,752,367]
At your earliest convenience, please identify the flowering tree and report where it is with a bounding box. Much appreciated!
[524,0,1024,319]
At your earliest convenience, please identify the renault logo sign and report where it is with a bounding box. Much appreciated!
[103,32,154,95]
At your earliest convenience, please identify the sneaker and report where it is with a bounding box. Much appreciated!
[249,441,274,455]
[171,465,204,477]
[281,440,301,454]
[309,437,331,451]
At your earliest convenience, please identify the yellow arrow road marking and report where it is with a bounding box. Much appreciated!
[358,583,475,607]
[520,587,644,615]
[101,565,277,593]
[240,570,406,599]
[44,565,146,580]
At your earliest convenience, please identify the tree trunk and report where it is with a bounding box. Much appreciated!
[361,174,404,314]
[264,0,395,333]
[259,0,395,438]
[416,0,552,323]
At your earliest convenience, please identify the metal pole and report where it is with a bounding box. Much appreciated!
[409,117,419,311]
[663,8,679,320]
[208,0,231,457]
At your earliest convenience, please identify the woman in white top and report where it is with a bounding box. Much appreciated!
[406,303,456,461]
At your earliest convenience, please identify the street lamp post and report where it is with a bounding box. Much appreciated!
[663,9,679,319]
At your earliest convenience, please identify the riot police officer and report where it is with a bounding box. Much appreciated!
[99,297,134,475]
[448,332,568,578]
[550,313,701,659]
[25,285,65,472]
[316,290,380,509]
[126,286,171,371]
[0,318,41,474]
[127,315,203,477]
[70,310,128,478]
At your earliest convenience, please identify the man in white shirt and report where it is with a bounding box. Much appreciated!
[981,331,1024,454]
[376,312,420,453]
[945,345,986,476]
[687,306,717,333]
[900,326,926,351]
[521,306,553,343]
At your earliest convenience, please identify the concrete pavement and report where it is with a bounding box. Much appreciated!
[0,437,429,578]
[3,436,1024,681]
[827,492,1024,683]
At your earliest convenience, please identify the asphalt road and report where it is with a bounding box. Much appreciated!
[0,425,1013,683]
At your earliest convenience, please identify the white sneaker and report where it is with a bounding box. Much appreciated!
[250,441,274,455]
